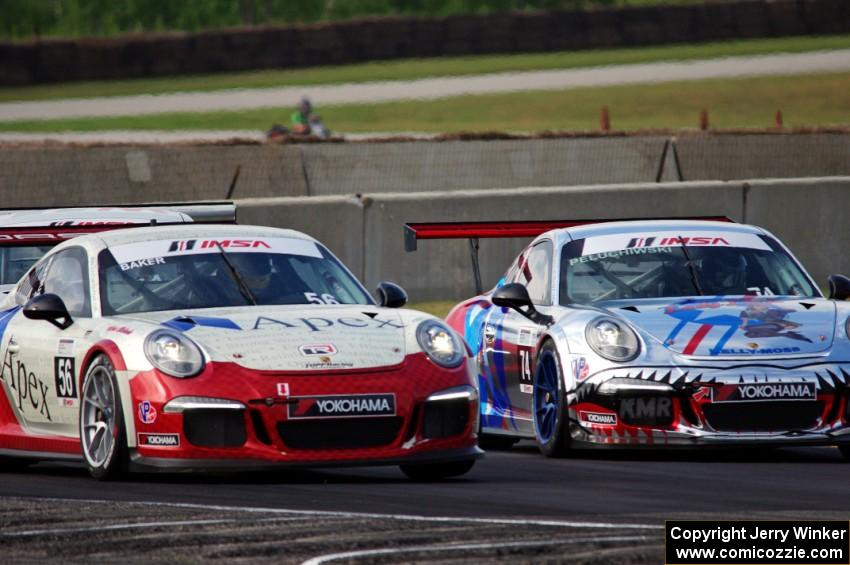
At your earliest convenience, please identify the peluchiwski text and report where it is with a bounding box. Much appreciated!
[665,520,850,565]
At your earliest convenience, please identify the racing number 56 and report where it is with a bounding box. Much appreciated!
[54,357,77,398]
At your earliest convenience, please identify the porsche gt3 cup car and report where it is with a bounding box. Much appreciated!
[0,203,235,294]
[434,219,850,457]
[0,224,480,479]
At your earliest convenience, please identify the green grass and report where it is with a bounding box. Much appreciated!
[409,301,457,319]
[1,34,849,103]
[4,72,848,133]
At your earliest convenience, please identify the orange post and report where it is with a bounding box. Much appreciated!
[775,109,783,128]
[600,106,610,132]
[699,109,709,131]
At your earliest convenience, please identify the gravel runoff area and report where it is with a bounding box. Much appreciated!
[1,49,849,122]
[3,497,850,564]
[0,497,662,564]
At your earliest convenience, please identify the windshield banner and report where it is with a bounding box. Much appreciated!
[581,231,771,256]
[109,237,322,269]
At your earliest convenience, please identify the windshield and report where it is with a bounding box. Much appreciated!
[99,236,372,315]
[0,244,54,286]
[560,231,817,305]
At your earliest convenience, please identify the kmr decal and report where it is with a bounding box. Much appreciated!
[138,400,157,424]
[289,394,396,419]
[138,433,180,447]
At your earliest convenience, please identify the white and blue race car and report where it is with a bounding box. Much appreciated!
[417,219,850,457]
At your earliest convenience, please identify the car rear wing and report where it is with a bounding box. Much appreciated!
[0,201,236,225]
[404,217,735,294]
[0,202,238,246]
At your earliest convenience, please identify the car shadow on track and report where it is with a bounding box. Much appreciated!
[504,440,845,464]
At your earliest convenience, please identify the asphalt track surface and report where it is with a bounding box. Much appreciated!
[1,49,849,122]
[1,442,848,563]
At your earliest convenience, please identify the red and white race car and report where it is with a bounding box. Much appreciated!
[0,203,235,293]
[0,223,480,479]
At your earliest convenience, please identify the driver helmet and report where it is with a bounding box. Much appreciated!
[698,248,748,293]
[230,254,272,289]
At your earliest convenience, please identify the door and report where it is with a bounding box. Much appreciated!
[484,240,553,435]
[1,247,96,437]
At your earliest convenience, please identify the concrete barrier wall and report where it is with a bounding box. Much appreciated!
[235,178,834,302]
[675,134,850,180]
[0,144,308,205]
[301,137,668,195]
[4,133,850,205]
[2,0,847,86]
[235,195,365,280]
[237,176,850,302]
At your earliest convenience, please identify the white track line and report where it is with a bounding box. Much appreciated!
[301,535,655,565]
[21,496,661,531]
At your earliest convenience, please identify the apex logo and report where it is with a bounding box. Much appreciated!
[627,236,729,248]
[168,239,196,252]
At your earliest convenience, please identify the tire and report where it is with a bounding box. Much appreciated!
[79,355,128,480]
[400,459,476,481]
[532,341,570,457]
[478,435,519,451]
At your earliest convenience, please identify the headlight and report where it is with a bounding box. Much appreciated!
[585,316,640,362]
[144,330,205,378]
[416,320,464,368]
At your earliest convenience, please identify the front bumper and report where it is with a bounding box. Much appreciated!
[127,353,480,466]
[568,363,850,447]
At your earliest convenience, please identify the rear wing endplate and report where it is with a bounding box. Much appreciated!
[404,217,734,294]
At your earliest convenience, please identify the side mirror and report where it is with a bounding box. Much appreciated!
[23,293,73,330]
[491,283,553,326]
[376,281,408,308]
[828,274,850,300]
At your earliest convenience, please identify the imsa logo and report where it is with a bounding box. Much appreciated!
[289,394,396,419]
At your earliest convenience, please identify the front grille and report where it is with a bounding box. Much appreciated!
[277,417,403,450]
[703,401,823,432]
[422,400,469,439]
[184,409,247,448]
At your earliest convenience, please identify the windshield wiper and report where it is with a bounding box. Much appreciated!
[676,235,704,296]
[214,242,257,306]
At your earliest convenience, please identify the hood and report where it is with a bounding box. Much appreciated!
[120,305,407,371]
[605,296,837,357]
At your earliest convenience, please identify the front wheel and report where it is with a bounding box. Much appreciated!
[79,355,128,480]
[400,459,476,481]
[532,342,569,457]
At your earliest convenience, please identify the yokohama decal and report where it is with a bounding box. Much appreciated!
[137,433,180,447]
[288,394,396,419]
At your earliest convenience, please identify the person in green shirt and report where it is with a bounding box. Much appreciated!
[291,97,314,135]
